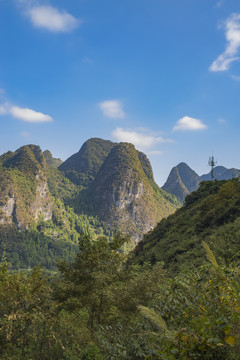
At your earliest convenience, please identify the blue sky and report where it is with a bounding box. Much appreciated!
[0,0,240,185]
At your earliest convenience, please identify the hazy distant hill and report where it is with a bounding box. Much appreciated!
[162,162,200,202]
[162,163,240,202]
[201,166,240,181]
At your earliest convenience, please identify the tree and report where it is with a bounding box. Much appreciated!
[55,233,129,332]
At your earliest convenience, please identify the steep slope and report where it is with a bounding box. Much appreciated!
[85,143,178,242]
[0,145,53,230]
[162,162,200,202]
[59,138,116,186]
[43,150,63,168]
[161,167,189,202]
[133,178,240,273]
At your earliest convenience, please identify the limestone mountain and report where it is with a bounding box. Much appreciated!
[0,145,53,230]
[0,144,116,269]
[59,138,116,186]
[83,142,178,242]
[162,162,200,202]
[43,150,63,168]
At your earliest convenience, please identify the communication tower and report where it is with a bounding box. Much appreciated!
[208,155,217,180]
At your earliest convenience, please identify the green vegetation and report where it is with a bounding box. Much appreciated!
[79,142,179,239]
[0,143,117,269]
[43,150,63,168]
[59,138,116,186]
[134,178,240,273]
[0,196,115,269]
[1,231,240,359]
[2,140,240,358]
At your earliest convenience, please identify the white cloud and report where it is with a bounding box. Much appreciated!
[99,100,125,119]
[209,14,240,72]
[173,116,207,131]
[9,106,53,123]
[112,127,172,150]
[0,97,53,123]
[26,5,80,32]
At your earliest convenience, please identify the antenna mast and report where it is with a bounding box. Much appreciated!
[208,155,217,180]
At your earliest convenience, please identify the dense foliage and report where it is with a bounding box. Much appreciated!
[0,198,115,269]
[134,178,240,273]
[1,234,240,359]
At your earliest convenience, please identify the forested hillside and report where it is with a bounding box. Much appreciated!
[0,139,179,268]
[134,178,240,273]
[0,144,115,269]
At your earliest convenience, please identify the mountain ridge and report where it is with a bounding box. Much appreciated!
[162,162,240,201]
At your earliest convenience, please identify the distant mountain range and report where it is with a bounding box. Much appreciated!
[162,162,240,202]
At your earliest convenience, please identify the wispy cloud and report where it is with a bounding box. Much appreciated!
[112,127,172,151]
[0,102,53,123]
[216,0,226,7]
[209,14,240,72]
[27,5,80,32]
[173,116,207,131]
[99,100,125,119]
[17,1,80,33]
[21,131,31,138]
[0,103,8,115]
[218,118,226,123]
[231,74,240,81]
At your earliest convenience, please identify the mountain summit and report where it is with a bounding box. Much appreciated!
[59,138,116,186]
[87,142,177,241]
[0,145,53,230]
[162,162,200,202]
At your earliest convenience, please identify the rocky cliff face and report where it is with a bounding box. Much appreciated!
[89,143,177,242]
[0,145,53,230]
